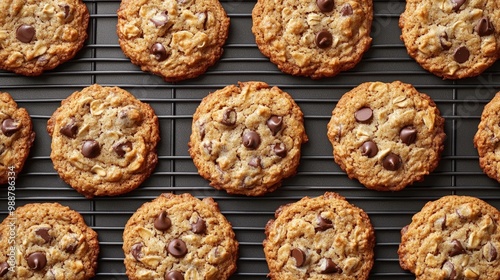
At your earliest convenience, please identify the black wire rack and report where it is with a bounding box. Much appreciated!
[1,0,500,279]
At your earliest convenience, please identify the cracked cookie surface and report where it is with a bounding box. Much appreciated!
[0,203,99,279]
[47,84,160,197]
[188,81,308,196]
[123,193,238,280]
[327,81,446,191]
[117,0,230,82]
[264,192,375,280]
[398,195,500,280]
[251,0,372,79]
[474,91,500,183]
[0,0,89,76]
[399,0,500,79]
[0,92,35,185]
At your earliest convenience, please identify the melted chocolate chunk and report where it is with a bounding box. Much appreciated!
[291,248,306,267]
[60,4,73,21]
[1,118,21,136]
[316,0,334,12]
[273,143,287,158]
[451,0,466,12]
[320,258,342,274]
[221,108,237,126]
[0,262,9,277]
[354,107,373,123]
[361,141,378,158]
[315,215,333,231]
[60,118,78,138]
[16,24,36,43]
[131,242,143,261]
[191,217,206,234]
[316,30,333,48]
[442,261,457,280]
[248,157,261,167]
[267,115,283,135]
[383,153,401,171]
[475,17,494,36]
[154,211,172,231]
[65,242,79,254]
[35,227,52,243]
[166,271,184,280]
[27,252,47,271]
[243,131,261,150]
[340,4,353,16]
[449,239,466,256]
[81,140,101,158]
[453,46,470,63]
[150,11,169,27]
[113,141,132,158]
[168,239,187,258]
[400,126,417,145]
[150,43,168,61]
[483,242,497,262]
[439,32,452,50]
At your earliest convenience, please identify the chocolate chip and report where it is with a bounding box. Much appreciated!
[383,153,401,171]
[316,0,334,12]
[436,215,447,230]
[248,157,261,167]
[267,115,283,135]
[315,215,333,231]
[27,252,47,271]
[81,140,101,158]
[113,141,132,158]
[191,217,206,234]
[150,11,169,27]
[168,239,187,258]
[221,108,237,126]
[166,271,184,280]
[154,211,172,231]
[340,4,353,16]
[35,227,52,243]
[59,4,73,21]
[243,131,261,150]
[451,0,466,12]
[442,261,457,280]
[319,258,342,274]
[0,262,9,277]
[16,24,35,43]
[439,32,452,50]
[60,118,78,138]
[131,242,143,261]
[453,46,469,63]
[483,242,497,262]
[361,141,378,158]
[449,239,466,256]
[354,107,373,123]
[315,30,333,48]
[150,43,168,61]
[291,248,306,267]
[1,118,21,136]
[400,126,417,145]
[65,242,78,254]
[475,17,494,36]
[273,143,287,158]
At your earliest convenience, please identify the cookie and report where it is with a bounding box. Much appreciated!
[0,202,99,279]
[399,0,500,79]
[0,0,89,76]
[0,92,35,185]
[251,0,373,79]
[398,195,500,279]
[123,193,238,280]
[263,192,375,279]
[474,91,500,183]
[117,0,230,82]
[188,81,308,196]
[327,81,446,191]
[47,84,160,197]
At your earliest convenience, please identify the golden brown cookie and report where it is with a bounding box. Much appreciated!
[399,195,500,280]
[327,81,446,191]
[0,92,35,185]
[399,0,500,79]
[123,193,239,280]
[252,0,373,79]
[264,192,375,279]
[0,0,89,76]
[117,0,230,82]
[47,84,160,197]
[0,203,99,279]
[188,81,308,196]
